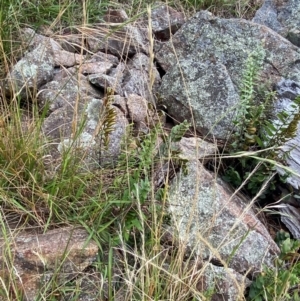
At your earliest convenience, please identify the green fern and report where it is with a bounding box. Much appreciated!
[169,120,190,143]
[224,48,300,198]
[232,46,266,150]
[260,96,300,149]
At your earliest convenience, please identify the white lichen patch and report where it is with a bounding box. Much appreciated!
[58,132,95,153]
[9,42,54,93]
[85,98,103,130]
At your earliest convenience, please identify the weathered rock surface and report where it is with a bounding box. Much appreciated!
[153,137,219,191]
[168,160,279,275]
[159,57,239,138]
[156,10,300,139]
[38,73,101,113]
[22,28,85,68]
[6,37,55,99]
[273,79,300,190]
[268,79,300,238]
[173,137,218,163]
[196,263,250,301]
[279,204,300,239]
[150,4,185,40]
[0,227,98,301]
[253,0,300,47]
[87,24,149,58]
[89,73,123,95]
[122,52,161,104]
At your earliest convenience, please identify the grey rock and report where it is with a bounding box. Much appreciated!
[6,40,55,99]
[150,4,185,40]
[66,62,113,77]
[89,73,123,95]
[156,10,300,139]
[253,0,300,47]
[122,53,161,104]
[108,62,126,81]
[279,204,300,239]
[74,61,113,75]
[53,49,84,67]
[112,94,128,114]
[22,28,85,67]
[103,9,129,23]
[270,79,300,191]
[159,57,239,138]
[39,72,127,171]
[153,137,218,188]
[42,94,128,171]
[38,73,102,112]
[88,51,119,66]
[252,0,284,34]
[276,78,300,101]
[0,227,98,301]
[97,106,129,167]
[126,93,149,124]
[87,24,149,58]
[172,137,218,163]
[168,160,279,275]
[56,32,85,53]
[196,263,251,301]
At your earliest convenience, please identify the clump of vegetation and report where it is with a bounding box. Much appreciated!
[223,46,300,199]
[248,230,300,301]
[222,46,300,301]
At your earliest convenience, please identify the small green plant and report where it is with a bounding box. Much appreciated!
[248,230,300,301]
[106,120,190,244]
[223,47,300,199]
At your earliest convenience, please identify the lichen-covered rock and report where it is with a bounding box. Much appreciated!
[122,53,161,104]
[196,263,250,301]
[22,28,85,67]
[172,137,218,163]
[271,79,300,190]
[84,98,129,167]
[87,24,149,58]
[6,40,55,99]
[153,137,218,188]
[253,0,300,47]
[89,73,123,95]
[159,57,239,138]
[156,10,300,139]
[150,4,185,40]
[168,160,279,275]
[42,94,128,171]
[38,73,102,112]
[0,227,98,301]
[39,70,128,170]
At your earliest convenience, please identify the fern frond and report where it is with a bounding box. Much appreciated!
[169,120,190,143]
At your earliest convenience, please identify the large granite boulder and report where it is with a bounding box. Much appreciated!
[156,10,300,139]
[168,160,279,275]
